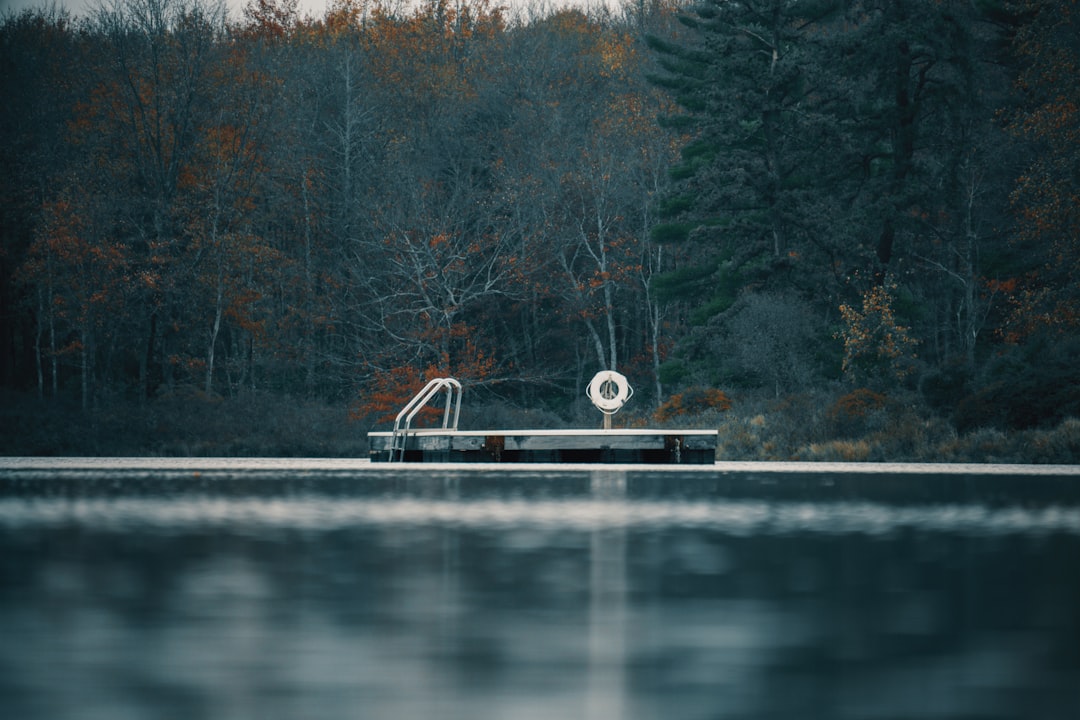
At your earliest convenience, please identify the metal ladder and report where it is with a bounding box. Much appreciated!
[389,377,462,461]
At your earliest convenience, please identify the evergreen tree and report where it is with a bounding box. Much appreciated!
[648,1,854,321]
[648,1,1006,387]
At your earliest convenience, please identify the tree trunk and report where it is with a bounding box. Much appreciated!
[206,276,223,395]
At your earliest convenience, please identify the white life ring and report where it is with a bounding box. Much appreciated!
[587,370,633,414]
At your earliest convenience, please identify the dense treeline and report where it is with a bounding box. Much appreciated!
[650,0,1080,425]
[1,0,1078,453]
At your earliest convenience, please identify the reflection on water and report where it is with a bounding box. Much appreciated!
[2,467,1079,720]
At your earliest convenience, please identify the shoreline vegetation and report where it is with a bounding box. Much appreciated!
[3,389,1077,464]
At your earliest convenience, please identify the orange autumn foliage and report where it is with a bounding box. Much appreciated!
[350,324,498,426]
[837,280,918,382]
[654,387,732,422]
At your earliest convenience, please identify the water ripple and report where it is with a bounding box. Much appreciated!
[1,495,1078,536]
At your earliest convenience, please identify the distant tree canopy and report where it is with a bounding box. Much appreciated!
[1,0,1077,430]
[1001,0,1080,340]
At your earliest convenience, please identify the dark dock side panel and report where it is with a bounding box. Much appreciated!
[368,429,718,464]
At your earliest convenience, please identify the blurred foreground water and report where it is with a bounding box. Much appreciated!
[1,461,1078,719]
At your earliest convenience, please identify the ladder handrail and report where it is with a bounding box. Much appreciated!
[390,377,461,461]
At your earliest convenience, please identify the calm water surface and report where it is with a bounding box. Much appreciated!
[1,463,1078,719]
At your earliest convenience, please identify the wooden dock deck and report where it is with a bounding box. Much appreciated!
[368,428,718,464]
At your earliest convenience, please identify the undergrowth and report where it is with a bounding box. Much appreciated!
[0,388,368,457]
[3,387,1078,463]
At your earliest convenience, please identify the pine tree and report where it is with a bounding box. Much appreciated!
[647,1,1004,387]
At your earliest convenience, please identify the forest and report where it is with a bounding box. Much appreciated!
[1,0,1078,460]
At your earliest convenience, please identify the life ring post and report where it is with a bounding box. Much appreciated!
[586,370,633,428]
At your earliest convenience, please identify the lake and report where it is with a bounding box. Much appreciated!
[2,459,1079,719]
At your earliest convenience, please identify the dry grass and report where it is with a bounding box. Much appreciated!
[709,388,1080,463]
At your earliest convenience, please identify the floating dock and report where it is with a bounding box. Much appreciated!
[367,428,718,464]
[370,375,717,463]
